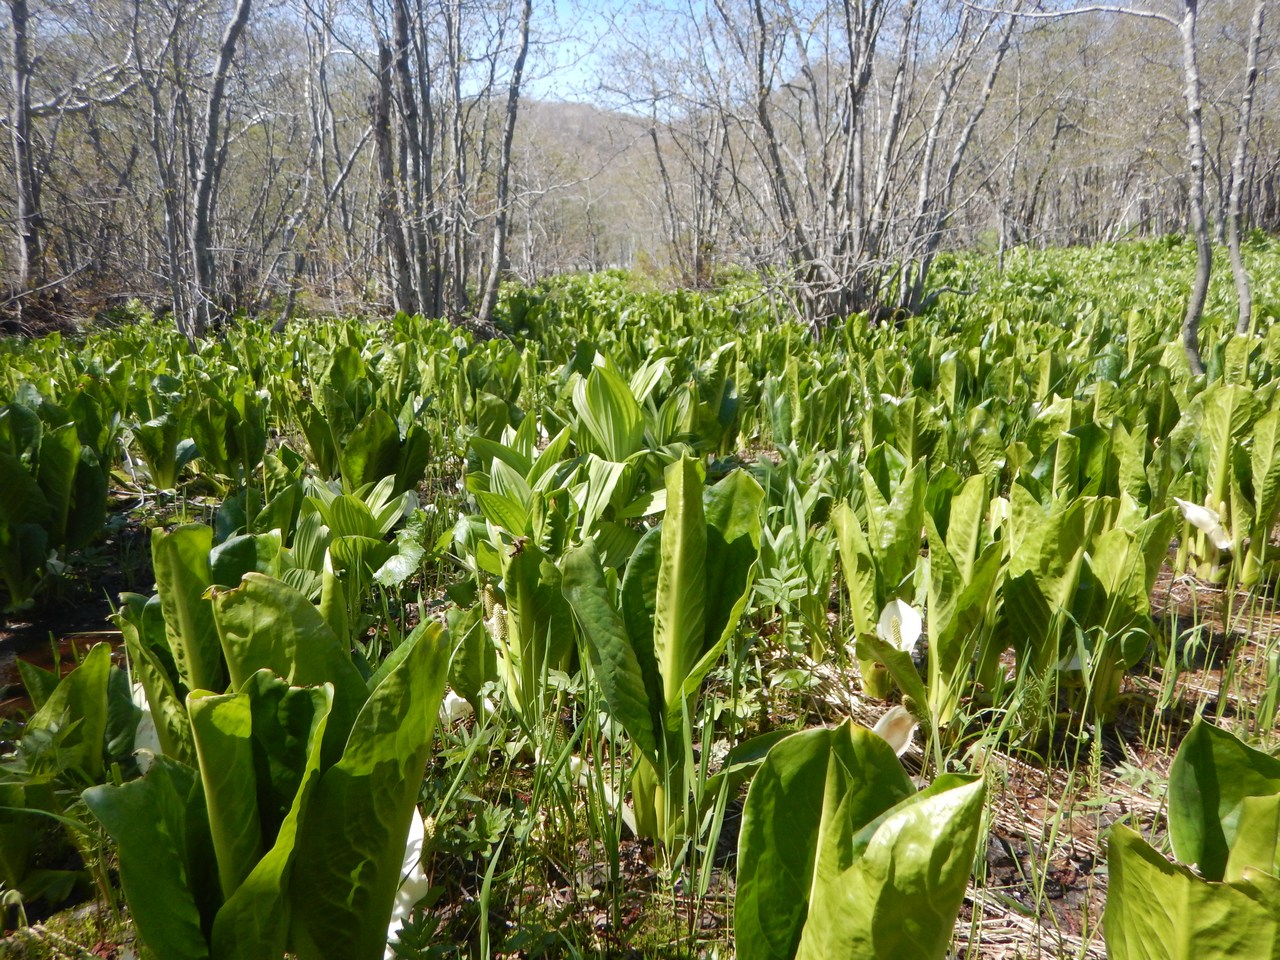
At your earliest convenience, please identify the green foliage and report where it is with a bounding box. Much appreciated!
[0,389,109,611]
[84,595,450,960]
[563,456,765,850]
[1105,722,1280,959]
[0,644,137,918]
[833,458,927,700]
[5,239,1280,956]
[735,720,985,960]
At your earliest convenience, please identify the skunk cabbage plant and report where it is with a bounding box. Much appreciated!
[84,577,449,960]
[735,719,985,960]
[1105,721,1280,959]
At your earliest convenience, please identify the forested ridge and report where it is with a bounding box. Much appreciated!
[0,0,1275,340]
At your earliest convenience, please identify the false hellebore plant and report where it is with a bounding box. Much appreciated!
[562,455,772,853]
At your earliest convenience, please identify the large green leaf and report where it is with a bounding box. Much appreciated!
[469,435,533,479]
[475,489,529,534]
[652,456,707,720]
[0,786,36,891]
[104,665,141,769]
[0,451,53,608]
[1077,527,1149,638]
[795,777,986,960]
[298,403,338,479]
[893,396,942,465]
[1169,721,1280,882]
[863,462,926,594]
[394,423,431,496]
[1002,493,1089,677]
[944,474,988,583]
[490,457,534,510]
[209,532,283,588]
[83,757,217,960]
[498,541,575,717]
[22,643,111,784]
[210,672,332,960]
[135,413,183,491]
[188,691,265,901]
[701,469,765,655]
[1104,824,1280,960]
[117,595,196,765]
[17,658,60,713]
[289,621,449,960]
[620,521,660,635]
[1243,410,1280,583]
[36,422,81,547]
[1199,384,1258,510]
[1224,794,1280,884]
[832,502,877,639]
[66,446,108,550]
[562,541,660,767]
[340,410,399,492]
[856,631,931,729]
[329,534,395,602]
[209,573,366,763]
[1251,410,1280,527]
[0,450,52,531]
[735,722,916,960]
[574,365,645,462]
[152,524,225,695]
[579,455,629,533]
[619,524,663,705]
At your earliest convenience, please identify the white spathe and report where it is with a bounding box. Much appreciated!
[386,806,431,959]
[1173,497,1233,552]
[877,599,923,655]
[131,681,161,774]
[534,745,584,780]
[439,690,473,725]
[872,705,918,757]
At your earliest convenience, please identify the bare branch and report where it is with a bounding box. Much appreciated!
[961,0,1176,27]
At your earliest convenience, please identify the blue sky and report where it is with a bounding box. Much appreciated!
[524,0,684,102]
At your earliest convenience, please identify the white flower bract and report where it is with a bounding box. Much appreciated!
[386,807,431,958]
[877,599,923,655]
[1173,497,1232,552]
[872,705,918,757]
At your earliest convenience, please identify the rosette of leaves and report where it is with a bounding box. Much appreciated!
[1105,721,1280,959]
[0,389,109,612]
[84,577,450,960]
[735,719,986,960]
[562,455,765,850]
[833,454,927,699]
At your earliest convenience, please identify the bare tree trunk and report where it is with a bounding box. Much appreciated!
[414,8,444,319]
[1179,0,1209,376]
[391,0,435,314]
[475,0,531,327]
[904,7,1016,313]
[1229,0,1266,336]
[372,42,415,314]
[650,124,687,280]
[189,0,252,341]
[6,0,42,299]
[130,3,190,329]
[444,0,469,316]
[867,0,917,262]
[749,0,816,274]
